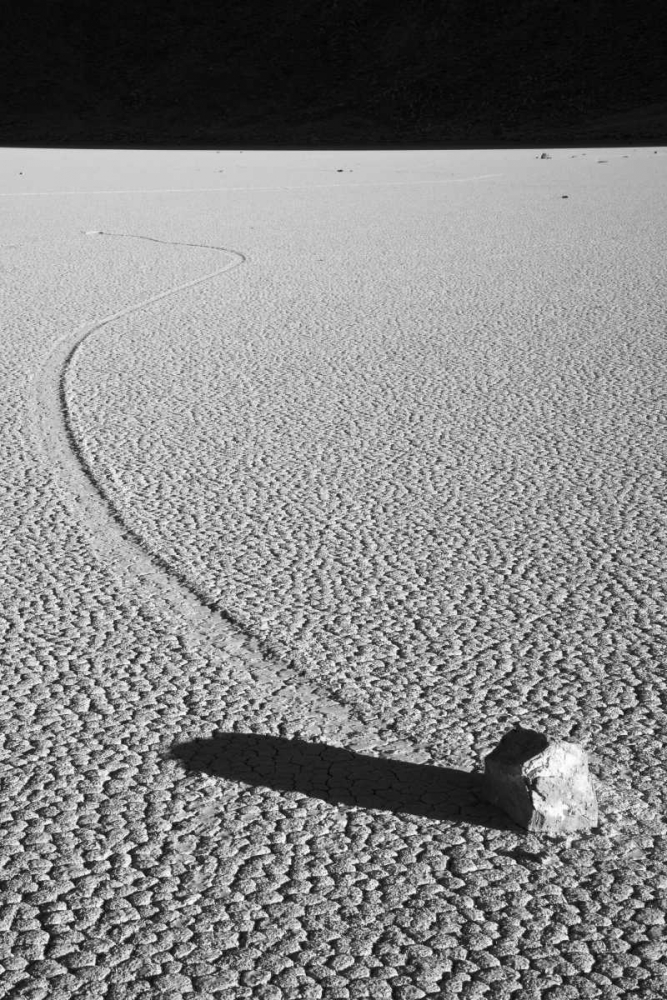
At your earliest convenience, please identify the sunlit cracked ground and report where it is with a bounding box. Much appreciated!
[1,147,667,998]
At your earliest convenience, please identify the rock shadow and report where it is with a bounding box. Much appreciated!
[171,732,521,832]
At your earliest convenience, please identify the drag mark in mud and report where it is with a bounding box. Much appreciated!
[31,230,395,752]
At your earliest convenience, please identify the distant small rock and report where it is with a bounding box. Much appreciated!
[483,726,598,837]
[562,194,568,198]
[539,152,551,159]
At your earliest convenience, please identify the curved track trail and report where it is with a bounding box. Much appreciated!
[30,230,435,764]
[0,174,502,198]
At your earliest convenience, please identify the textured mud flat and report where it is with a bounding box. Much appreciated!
[1,148,667,998]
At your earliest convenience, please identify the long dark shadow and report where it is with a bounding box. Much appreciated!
[171,732,522,832]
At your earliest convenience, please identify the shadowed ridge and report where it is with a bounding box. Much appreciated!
[3,0,667,146]
[171,732,522,831]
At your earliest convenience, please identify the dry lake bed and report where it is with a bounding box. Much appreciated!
[1,147,666,997]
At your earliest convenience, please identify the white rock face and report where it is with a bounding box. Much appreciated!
[483,726,599,836]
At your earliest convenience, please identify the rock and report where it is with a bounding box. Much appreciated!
[540,152,551,159]
[483,726,598,836]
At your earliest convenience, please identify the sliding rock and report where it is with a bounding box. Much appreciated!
[483,726,598,836]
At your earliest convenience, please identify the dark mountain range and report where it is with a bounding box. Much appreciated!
[3,0,666,147]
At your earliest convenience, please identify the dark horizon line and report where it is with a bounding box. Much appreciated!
[2,139,665,152]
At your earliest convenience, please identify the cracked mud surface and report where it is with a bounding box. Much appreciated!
[2,148,667,998]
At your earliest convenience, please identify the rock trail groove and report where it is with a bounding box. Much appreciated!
[0,174,502,198]
[30,230,431,764]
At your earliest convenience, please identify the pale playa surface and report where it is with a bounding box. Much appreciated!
[2,147,666,997]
